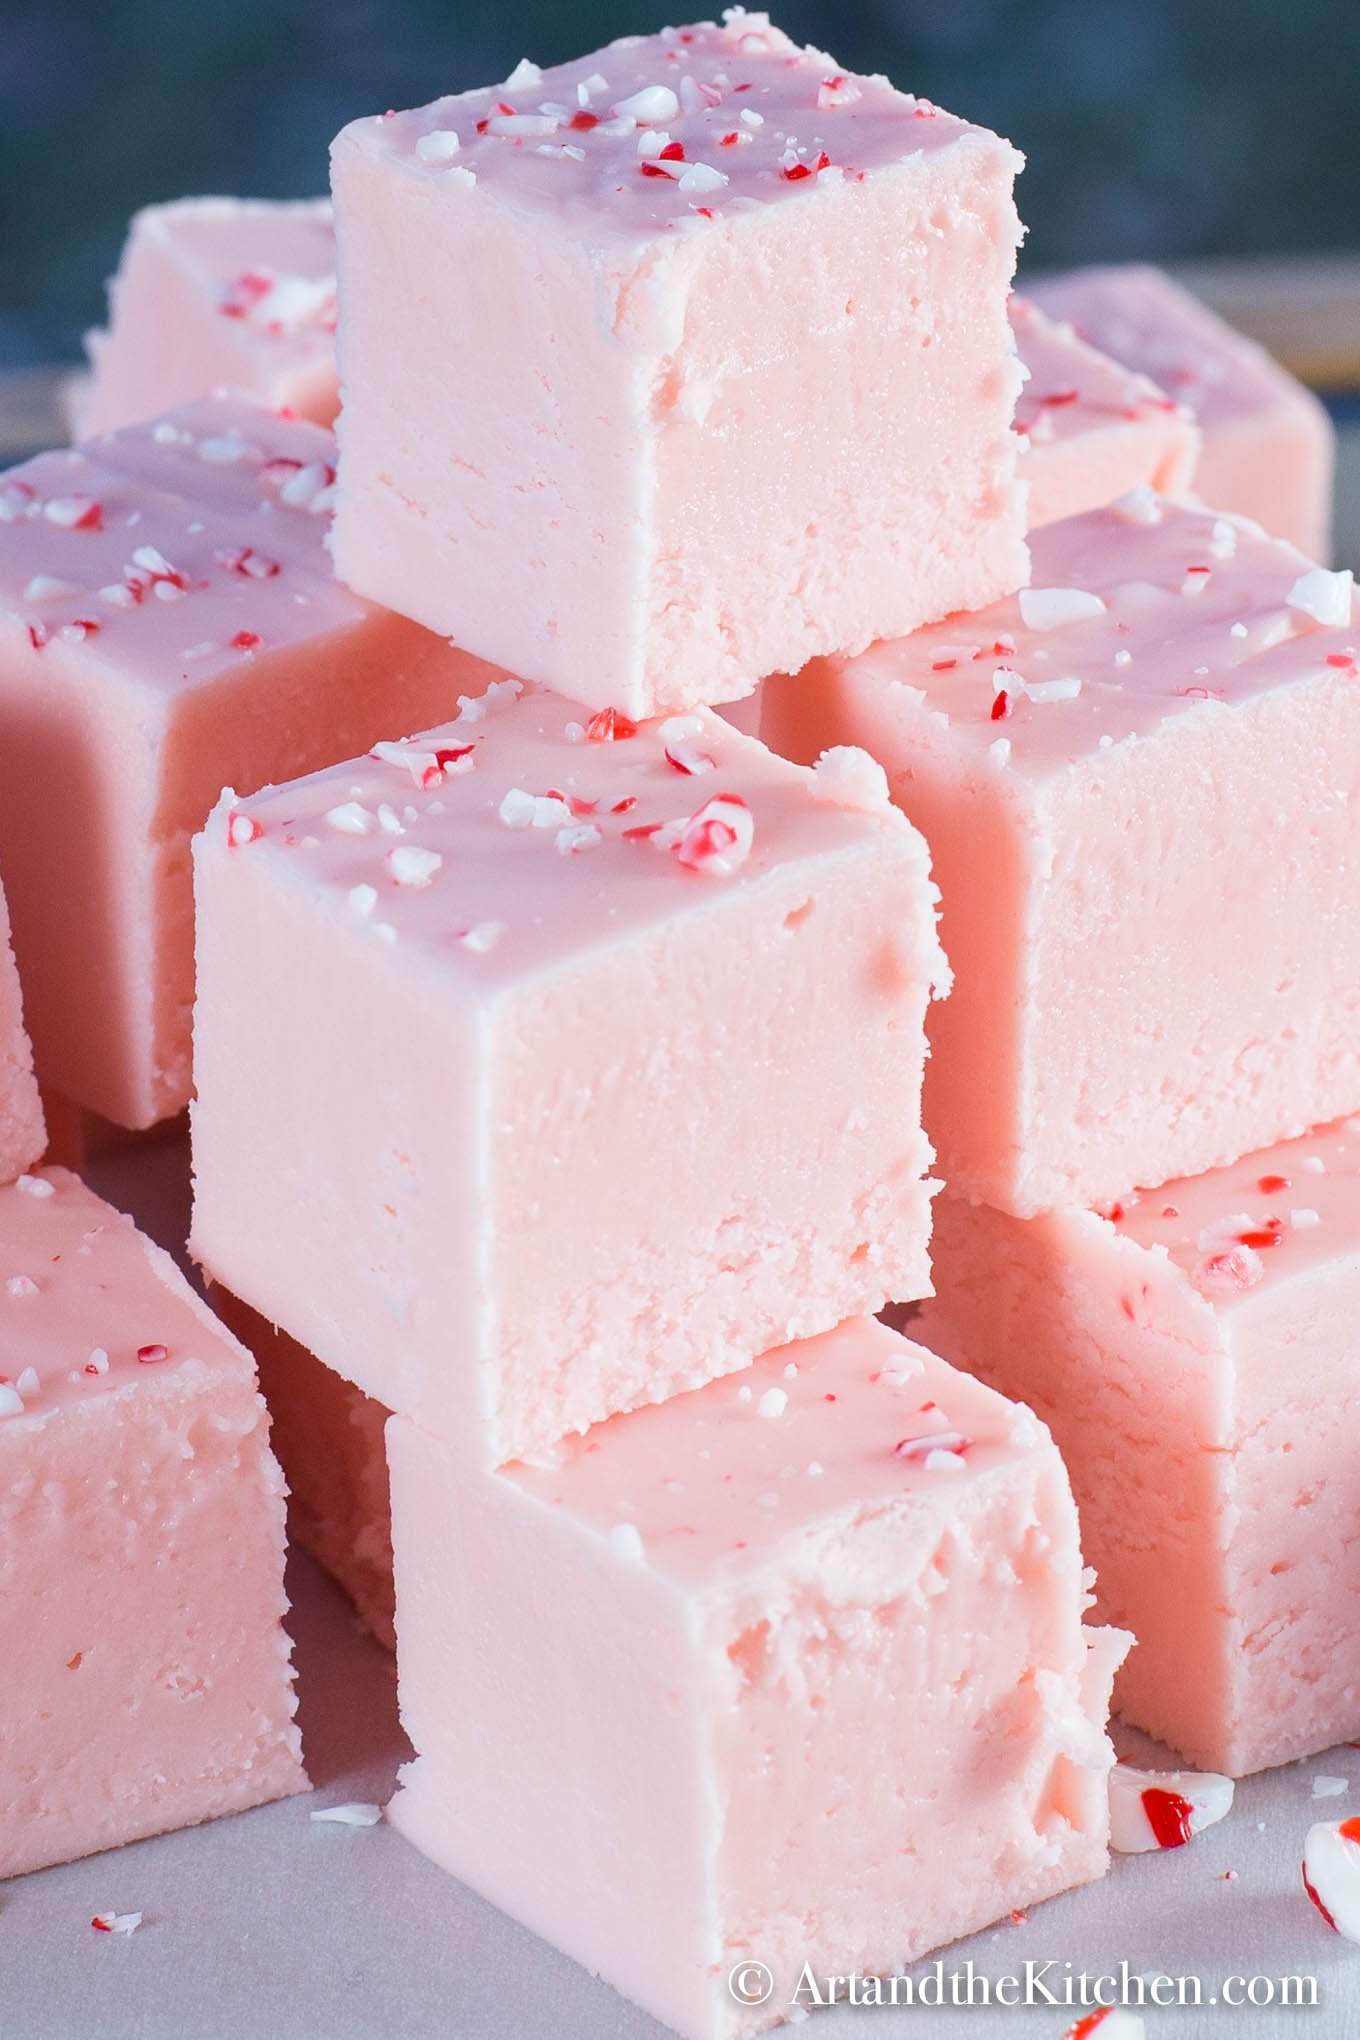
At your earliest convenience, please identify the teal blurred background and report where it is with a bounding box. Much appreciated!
[2,0,1358,368]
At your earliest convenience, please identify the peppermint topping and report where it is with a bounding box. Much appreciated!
[91,1912,143,1936]
[1017,586,1107,630]
[1303,1816,1360,1940]
[608,1522,645,1563]
[459,921,505,953]
[810,746,891,812]
[309,1802,383,1826]
[1191,1244,1265,1296]
[1108,1763,1234,1852]
[387,846,443,887]
[325,802,376,835]
[613,84,679,124]
[1288,566,1354,629]
[415,129,462,163]
[670,793,753,876]
[227,810,264,849]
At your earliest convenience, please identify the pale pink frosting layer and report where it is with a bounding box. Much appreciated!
[0,394,499,1127]
[388,1317,1124,2038]
[1111,1112,1360,1311]
[1011,293,1200,526]
[364,13,994,235]
[762,496,1360,1212]
[330,11,1026,715]
[1028,263,1334,560]
[0,1167,304,1878]
[78,198,338,438]
[190,686,946,1462]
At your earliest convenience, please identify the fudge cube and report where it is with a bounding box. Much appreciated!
[0,394,502,1128]
[213,1288,394,1651]
[0,871,44,1182]
[761,496,1360,1214]
[77,198,338,438]
[918,1115,1360,1775]
[1011,294,1200,527]
[330,12,1027,719]
[190,688,946,1462]
[387,1316,1126,2040]
[0,1168,304,1880]
[1029,264,1334,560]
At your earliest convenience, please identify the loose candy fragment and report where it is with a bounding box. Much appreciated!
[1108,1762,1234,1852]
[1303,1815,1360,1938]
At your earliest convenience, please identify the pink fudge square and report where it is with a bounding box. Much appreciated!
[329,12,1027,719]
[919,1115,1360,1775]
[1028,264,1335,561]
[0,871,44,1183]
[0,394,502,1129]
[1011,294,1200,527]
[190,688,946,1463]
[387,1317,1125,2039]
[762,496,1360,1215]
[214,1288,395,1651]
[0,1167,305,1880]
[77,198,338,438]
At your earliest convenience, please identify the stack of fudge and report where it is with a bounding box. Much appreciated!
[0,5,1354,2033]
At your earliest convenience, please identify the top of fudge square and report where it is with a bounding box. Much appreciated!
[1027,264,1312,432]
[207,682,943,992]
[0,1167,256,1427]
[1010,293,1197,459]
[0,395,359,680]
[334,10,1019,248]
[1109,1114,1360,1314]
[119,198,336,354]
[834,495,1355,780]
[508,1316,1053,1586]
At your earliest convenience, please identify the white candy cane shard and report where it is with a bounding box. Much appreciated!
[1287,566,1353,628]
[1303,1815,1360,1939]
[309,1802,383,1827]
[1061,2012,1147,2039]
[1017,586,1107,630]
[1108,1762,1234,1852]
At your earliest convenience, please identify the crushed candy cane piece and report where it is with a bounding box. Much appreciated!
[1108,1762,1233,1852]
[1017,587,1107,630]
[309,1801,383,1826]
[670,794,753,877]
[91,1911,143,1936]
[1063,2011,1147,2039]
[810,746,891,813]
[608,1522,645,1563]
[388,846,443,888]
[1303,1815,1360,1938]
[1287,566,1353,628]
[416,129,462,163]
